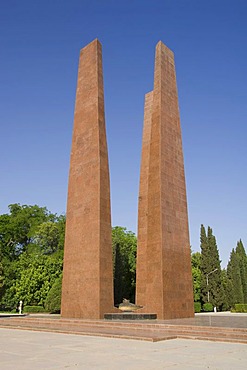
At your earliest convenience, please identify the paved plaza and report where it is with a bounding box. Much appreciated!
[1,313,246,368]
[0,327,247,369]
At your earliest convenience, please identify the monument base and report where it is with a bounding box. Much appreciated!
[104,313,157,320]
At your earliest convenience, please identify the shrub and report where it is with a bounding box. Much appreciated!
[203,303,213,312]
[194,302,201,313]
[234,304,247,313]
[23,305,46,313]
[45,275,62,313]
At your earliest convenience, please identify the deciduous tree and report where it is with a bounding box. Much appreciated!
[112,226,137,305]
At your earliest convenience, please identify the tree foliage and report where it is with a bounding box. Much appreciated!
[0,253,4,291]
[227,249,243,306]
[225,240,247,307]
[236,240,247,303]
[45,275,62,313]
[1,203,246,314]
[2,251,63,309]
[112,226,137,305]
[200,225,225,310]
[221,268,230,311]
[34,216,65,255]
[0,204,65,310]
[0,204,56,260]
[191,252,201,302]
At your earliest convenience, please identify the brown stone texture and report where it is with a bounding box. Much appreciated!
[61,39,114,319]
[135,91,153,306]
[136,41,194,319]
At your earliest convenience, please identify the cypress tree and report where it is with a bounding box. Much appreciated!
[235,240,247,303]
[200,225,224,309]
[200,225,208,304]
[207,229,225,309]
[227,249,244,306]
[221,268,230,310]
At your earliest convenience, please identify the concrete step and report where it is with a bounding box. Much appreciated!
[1,317,247,344]
[2,317,247,336]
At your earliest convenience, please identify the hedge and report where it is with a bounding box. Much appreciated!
[23,305,46,313]
[203,303,213,312]
[194,302,201,313]
[234,304,247,313]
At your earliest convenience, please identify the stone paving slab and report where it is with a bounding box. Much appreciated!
[161,313,247,328]
[0,328,247,369]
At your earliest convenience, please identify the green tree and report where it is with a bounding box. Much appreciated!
[0,258,19,310]
[113,243,125,305]
[0,204,56,260]
[226,248,244,307]
[34,219,65,255]
[112,226,137,305]
[235,240,247,303]
[191,252,201,302]
[0,252,4,291]
[56,215,66,251]
[45,274,62,313]
[200,225,209,304]
[0,204,65,310]
[1,250,63,309]
[221,268,230,310]
[200,225,225,310]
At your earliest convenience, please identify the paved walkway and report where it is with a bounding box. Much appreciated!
[0,327,246,369]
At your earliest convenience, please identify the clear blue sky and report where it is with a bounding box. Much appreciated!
[0,0,246,267]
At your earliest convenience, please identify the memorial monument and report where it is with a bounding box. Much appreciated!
[61,39,194,320]
[135,41,194,319]
[61,39,114,319]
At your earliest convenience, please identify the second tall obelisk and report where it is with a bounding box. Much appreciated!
[136,41,194,319]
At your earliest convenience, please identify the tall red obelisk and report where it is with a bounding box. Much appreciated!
[61,39,114,319]
[136,41,194,319]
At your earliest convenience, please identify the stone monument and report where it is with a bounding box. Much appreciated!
[61,39,114,319]
[61,39,194,320]
[135,41,194,319]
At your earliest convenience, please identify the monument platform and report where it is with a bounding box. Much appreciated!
[0,313,246,344]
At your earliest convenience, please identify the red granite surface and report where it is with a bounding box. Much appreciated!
[136,41,194,319]
[61,39,114,319]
